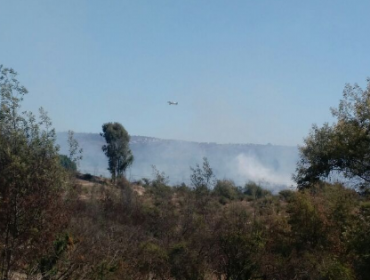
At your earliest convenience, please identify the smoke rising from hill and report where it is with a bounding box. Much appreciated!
[56,132,298,191]
[234,154,294,191]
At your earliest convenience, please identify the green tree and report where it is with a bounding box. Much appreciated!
[295,80,370,190]
[59,154,77,172]
[213,180,240,204]
[57,131,82,174]
[67,130,83,167]
[190,157,215,194]
[0,66,69,279]
[243,181,271,199]
[101,122,134,182]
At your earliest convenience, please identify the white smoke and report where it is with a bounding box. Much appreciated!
[235,154,293,190]
[56,132,298,190]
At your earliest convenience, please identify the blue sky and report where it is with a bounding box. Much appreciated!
[1,0,370,146]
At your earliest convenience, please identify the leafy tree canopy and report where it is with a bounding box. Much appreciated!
[101,122,134,182]
[59,154,77,172]
[295,80,370,190]
[190,157,215,194]
[0,65,69,279]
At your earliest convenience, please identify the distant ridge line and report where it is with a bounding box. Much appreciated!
[56,132,296,148]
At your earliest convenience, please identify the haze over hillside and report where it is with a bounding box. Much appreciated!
[56,132,298,191]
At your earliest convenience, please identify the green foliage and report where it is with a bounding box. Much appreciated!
[279,189,295,201]
[138,242,169,278]
[59,154,77,172]
[39,234,71,279]
[295,80,370,190]
[287,190,330,250]
[190,157,215,195]
[36,174,369,280]
[169,243,204,280]
[0,66,69,279]
[151,165,170,187]
[219,232,257,280]
[350,201,370,279]
[243,181,271,199]
[67,130,83,166]
[94,261,118,280]
[213,180,241,204]
[80,173,94,180]
[142,166,173,202]
[101,122,134,182]
[319,257,355,280]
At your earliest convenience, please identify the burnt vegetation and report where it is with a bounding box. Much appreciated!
[1,66,370,280]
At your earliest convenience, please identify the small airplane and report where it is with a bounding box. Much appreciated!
[168,101,178,105]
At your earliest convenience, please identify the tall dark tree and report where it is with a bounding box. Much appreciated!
[101,122,134,182]
[294,80,370,190]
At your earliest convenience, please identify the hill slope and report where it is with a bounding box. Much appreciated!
[56,132,299,191]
